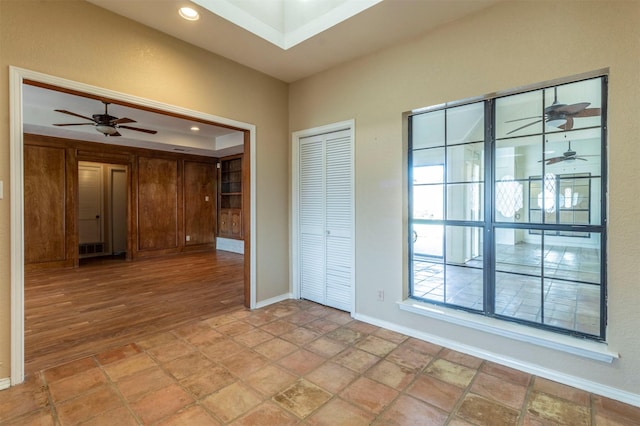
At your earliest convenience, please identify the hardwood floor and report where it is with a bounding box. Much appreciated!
[24,250,244,374]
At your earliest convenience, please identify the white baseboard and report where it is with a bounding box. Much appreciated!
[353,312,640,408]
[216,238,244,254]
[255,293,293,309]
[0,377,11,391]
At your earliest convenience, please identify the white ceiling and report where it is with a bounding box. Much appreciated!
[23,0,504,156]
[23,84,245,158]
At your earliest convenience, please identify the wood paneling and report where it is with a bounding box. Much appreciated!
[24,145,68,265]
[24,250,244,373]
[184,161,216,246]
[24,135,225,265]
[136,156,179,251]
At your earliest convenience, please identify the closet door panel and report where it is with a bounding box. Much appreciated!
[299,136,326,303]
[325,130,353,311]
[297,128,354,312]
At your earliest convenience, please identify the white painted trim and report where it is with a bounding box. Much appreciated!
[254,293,293,310]
[353,311,640,408]
[284,1,383,49]
[8,66,258,385]
[9,68,25,386]
[0,377,11,391]
[216,237,244,254]
[397,299,618,363]
[291,120,355,312]
[249,128,257,310]
[192,0,382,50]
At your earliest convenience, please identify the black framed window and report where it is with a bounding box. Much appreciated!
[409,75,607,340]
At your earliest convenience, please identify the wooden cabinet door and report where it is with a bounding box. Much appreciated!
[230,210,242,237]
[219,209,231,236]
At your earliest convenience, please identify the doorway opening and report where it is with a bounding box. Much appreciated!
[10,66,257,385]
[78,161,128,263]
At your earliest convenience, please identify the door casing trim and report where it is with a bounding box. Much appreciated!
[9,66,257,385]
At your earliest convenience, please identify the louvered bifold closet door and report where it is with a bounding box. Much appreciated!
[299,135,326,305]
[324,130,353,311]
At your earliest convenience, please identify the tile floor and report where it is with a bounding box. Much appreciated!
[2,299,639,425]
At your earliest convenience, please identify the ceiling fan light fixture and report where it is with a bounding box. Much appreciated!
[95,124,118,135]
[179,7,199,21]
[546,117,567,128]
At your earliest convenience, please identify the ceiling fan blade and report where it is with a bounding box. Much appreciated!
[574,157,588,161]
[558,117,574,131]
[118,125,158,134]
[110,131,122,137]
[54,109,95,122]
[53,123,95,126]
[545,156,566,165]
[555,102,590,115]
[112,117,136,125]
[507,119,543,135]
[505,115,542,123]
[574,107,601,117]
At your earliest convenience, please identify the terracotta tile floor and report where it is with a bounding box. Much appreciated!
[1,299,639,425]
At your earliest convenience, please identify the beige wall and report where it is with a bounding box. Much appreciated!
[0,0,290,378]
[290,0,640,398]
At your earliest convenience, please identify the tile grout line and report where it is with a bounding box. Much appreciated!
[518,373,537,426]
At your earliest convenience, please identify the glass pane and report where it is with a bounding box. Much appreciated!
[495,273,542,323]
[446,102,484,145]
[495,228,541,276]
[543,234,601,285]
[543,279,601,336]
[444,226,483,311]
[446,142,484,183]
[495,90,543,139]
[528,174,561,223]
[413,185,443,220]
[495,135,543,180]
[412,149,444,184]
[543,78,602,134]
[411,110,445,149]
[412,223,443,257]
[412,257,444,303]
[543,128,601,175]
[445,264,483,310]
[495,177,525,222]
[446,183,483,221]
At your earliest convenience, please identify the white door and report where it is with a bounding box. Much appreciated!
[78,164,103,245]
[298,128,354,312]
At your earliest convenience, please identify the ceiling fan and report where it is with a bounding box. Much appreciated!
[542,139,592,165]
[53,102,158,137]
[506,87,600,135]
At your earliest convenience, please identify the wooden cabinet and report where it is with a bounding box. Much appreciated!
[218,155,243,239]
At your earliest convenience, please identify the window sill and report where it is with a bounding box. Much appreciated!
[397,299,618,363]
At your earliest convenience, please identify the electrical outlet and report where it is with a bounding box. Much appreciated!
[377,289,384,301]
[186,235,191,242]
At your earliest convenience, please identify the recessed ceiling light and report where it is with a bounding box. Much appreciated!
[190,126,200,131]
[179,7,199,21]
